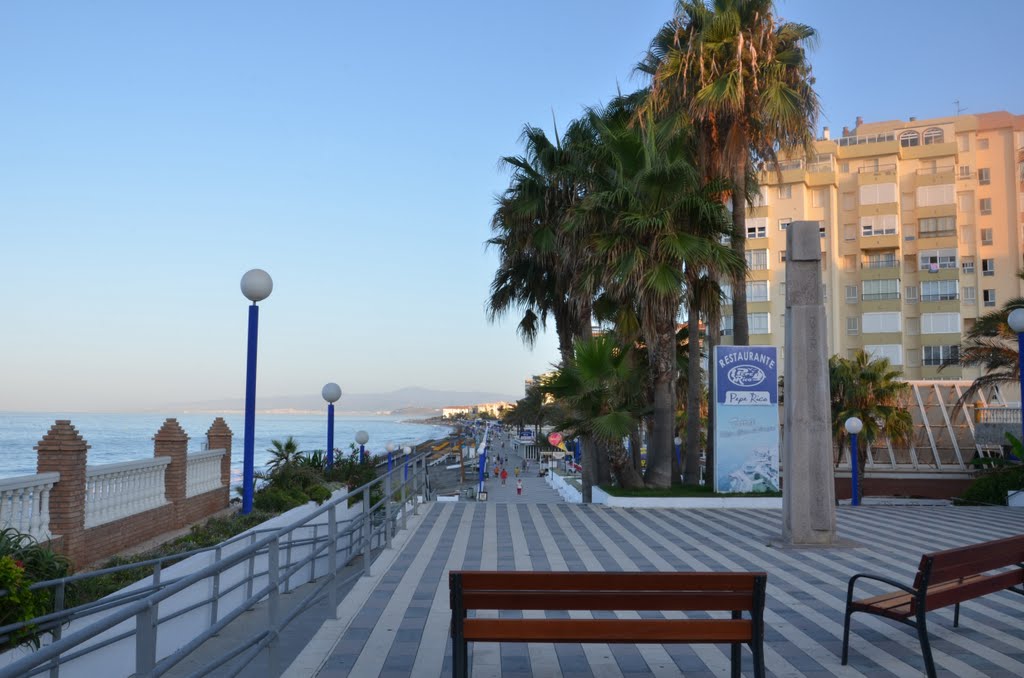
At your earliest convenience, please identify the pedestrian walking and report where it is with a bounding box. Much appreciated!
[516,478,523,496]
[501,468,508,486]
[514,466,520,478]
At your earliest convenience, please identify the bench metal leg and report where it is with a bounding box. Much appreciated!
[730,611,741,678]
[953,601,960,627]
[916,611,937,678]
[841,597,854,665]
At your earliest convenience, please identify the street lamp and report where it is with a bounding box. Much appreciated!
[240,269,273,515]
[1006,308,1024,451]
[403,445,412,483]
[355,430,369,464]
[673,436,683,481]
[322,383,341,470]
[386,442,395,474]
[845,416,863,507]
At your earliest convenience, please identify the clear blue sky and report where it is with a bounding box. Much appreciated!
[2,1,1021,411]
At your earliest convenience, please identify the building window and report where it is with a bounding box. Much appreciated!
[779,218,791,231]
[862,312,902,333]
[746,222,767,239]
[843,224,857,241]
[982,258,995,276]
[919,249,957,271]
[918,216,956,238]
[812,189,825,208]
[978,168,991,185]
[921,280,959,301]
[958,165,972,180]
[846,317,859,335]
[963,286,976,304]
[749,313,770,335]
[923,345,959,366]
[906,317,920,335]
[843,254,856,271]
[721,315,733,336]
[778,185,793,200]
[981,228,993,245]
[905,286,919,303]
[779,250,787,263]
[961,257,975,273]
[917,184,955,207]
[819,225,827,239]
[899,130,920,147]
[862,279,900,301]
[921,312,961,334]
[747,281,769,302]
[861,214,898,236]
[864,344,903,365]
[984,289,997,307]
[859,183,897,205]
[959,225,973,243]
[745,249,769,270]
[845,285,858,303]
[980,198,992,215]
[864,252,897,269]
[978,138,989,150]
[958,135,970,152]
[923,127,944,145]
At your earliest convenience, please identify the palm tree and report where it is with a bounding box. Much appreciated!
[544,336,649,499]
[487,122,595,366]
[266,436,301,475]
[829,351,913,503]
[638,0,821,346]
[578,99,743,488]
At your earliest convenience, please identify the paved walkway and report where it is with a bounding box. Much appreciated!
[285,502,1023,677]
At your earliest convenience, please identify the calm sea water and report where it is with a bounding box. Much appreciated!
[0,412,454,481]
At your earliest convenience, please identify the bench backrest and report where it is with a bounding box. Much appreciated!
[450,571,767,613]
[913,534,1024,610]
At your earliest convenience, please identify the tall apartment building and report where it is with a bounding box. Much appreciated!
[720,110,1024,381]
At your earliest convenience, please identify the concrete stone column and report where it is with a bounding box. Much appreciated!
[206,417,233,489]
[781,221,838,545]
[154,419,189,520]
[35,421,90,561]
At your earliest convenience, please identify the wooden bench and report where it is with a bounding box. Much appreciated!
[842,534,1024,678]
[449,570,767,678]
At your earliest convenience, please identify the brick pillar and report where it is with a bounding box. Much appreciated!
[154,419,189,524]
[36,421,89,564]
[206,417,233,489]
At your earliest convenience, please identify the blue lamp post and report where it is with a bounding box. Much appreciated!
[386,443,395,474]
[322,383,341,470]
[355,430,369,464]
[673,436,683,481]
[845,416,863,507]
[240,269,273,515]
[478,446,486,494]
[403,445,412,483]
[574,438,581,469]
[1007,308,1024,456]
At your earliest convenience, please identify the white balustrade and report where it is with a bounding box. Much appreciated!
[186,449,226,497]
[85,458,171,528]
[0,473,59,541]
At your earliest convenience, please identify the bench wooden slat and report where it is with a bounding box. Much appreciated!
[463,618,753,644]
[462,590,755,612]
[924,570,1024,611]
[916,535,1024,586]
[455,570,761,592]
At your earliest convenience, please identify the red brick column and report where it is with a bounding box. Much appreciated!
[35,421,89,562]
[206,418,233,489]
[154,419,189,523]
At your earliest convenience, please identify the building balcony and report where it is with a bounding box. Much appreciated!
[900,141,957,161]
[862,292,900,301]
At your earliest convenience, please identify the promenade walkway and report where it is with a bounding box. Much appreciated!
[286,501,1023,677]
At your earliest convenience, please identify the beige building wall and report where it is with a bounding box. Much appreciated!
[720,110,1024,380]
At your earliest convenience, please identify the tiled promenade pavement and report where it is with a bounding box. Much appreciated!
[286,501,1023,678]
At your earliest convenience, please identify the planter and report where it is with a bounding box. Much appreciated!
[591,486,782,509]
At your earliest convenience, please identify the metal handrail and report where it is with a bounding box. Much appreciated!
[0,452,432,678]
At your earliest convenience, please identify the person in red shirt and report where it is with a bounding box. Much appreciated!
[500,468,508,486]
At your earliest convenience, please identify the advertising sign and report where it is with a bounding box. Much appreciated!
[713,346,780,494]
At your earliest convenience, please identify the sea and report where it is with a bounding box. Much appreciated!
[0,412,455,482]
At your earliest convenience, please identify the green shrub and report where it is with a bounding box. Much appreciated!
[307,485,332,505]
[958,465,1024,506]
[0,529,72,650]
[253,487,309,513]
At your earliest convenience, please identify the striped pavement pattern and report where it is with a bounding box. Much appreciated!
[296,503,1023,677]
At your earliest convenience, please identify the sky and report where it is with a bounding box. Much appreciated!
[1,1,1022,412]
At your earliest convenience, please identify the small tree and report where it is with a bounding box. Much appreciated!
[829,351,913,502]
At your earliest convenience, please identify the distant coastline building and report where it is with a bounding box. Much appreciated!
[441,401,513,419]
[719,110,1024,381]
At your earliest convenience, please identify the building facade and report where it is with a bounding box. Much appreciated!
[721,110,1024,380]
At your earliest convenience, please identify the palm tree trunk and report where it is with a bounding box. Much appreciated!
[645,317,677,488]
[684,294,704,485]
[630,427,643,473]
[610,443,645,489]
[595,442,612,486]
[580,435,595,503]
[730,159,749,346]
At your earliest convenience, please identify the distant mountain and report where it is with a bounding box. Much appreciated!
[171,387,519,415]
